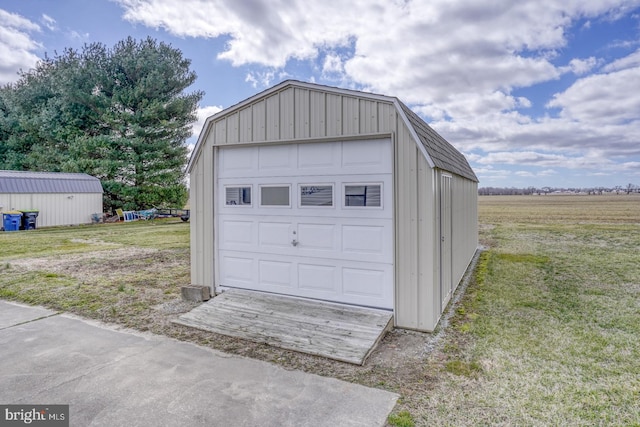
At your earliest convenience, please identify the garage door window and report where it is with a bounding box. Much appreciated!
[225,186,252,206]
[260,185,290,207]
[300,184,333,207]
[344,184,382,207]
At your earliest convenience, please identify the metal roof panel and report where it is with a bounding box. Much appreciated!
[0,171,104,194]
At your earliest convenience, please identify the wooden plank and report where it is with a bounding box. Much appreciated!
[173,289,393,365]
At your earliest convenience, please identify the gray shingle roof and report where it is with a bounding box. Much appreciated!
[0,171,103,194]
[398,101,478,182]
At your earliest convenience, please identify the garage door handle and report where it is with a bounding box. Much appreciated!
[291,239,299,247]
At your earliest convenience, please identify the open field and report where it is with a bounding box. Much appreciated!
[427,194,640,426]
[1,194,639,426]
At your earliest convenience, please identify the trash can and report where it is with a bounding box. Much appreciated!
[2,211,23,232]
[19,210,39,230]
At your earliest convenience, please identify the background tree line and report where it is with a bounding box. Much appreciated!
[0,37,203,212]
[479,184,640,196]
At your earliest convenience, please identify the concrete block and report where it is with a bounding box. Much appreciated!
[181,286,211,302]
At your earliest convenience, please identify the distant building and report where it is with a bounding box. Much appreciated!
[0,170,103,227]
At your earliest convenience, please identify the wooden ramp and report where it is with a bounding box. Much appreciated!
[173,289,393,365]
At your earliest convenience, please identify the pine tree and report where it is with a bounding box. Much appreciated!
[0,37,203,211]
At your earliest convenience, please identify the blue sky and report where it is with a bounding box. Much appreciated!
[1,0,639,189]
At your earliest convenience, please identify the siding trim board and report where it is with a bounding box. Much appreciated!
[188,80,478,332]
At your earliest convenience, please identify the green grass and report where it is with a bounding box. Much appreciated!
[0,219,189,260]
[0,218,190,328]
[417,195,640,426]
[388,410,415,427]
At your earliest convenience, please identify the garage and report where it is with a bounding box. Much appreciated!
[188,80,478,332]
[217,139,393,309]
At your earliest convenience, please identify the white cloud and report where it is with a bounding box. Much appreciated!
[602,48,640,72]
[547,66,640,126]
[192,105,224,138]
[41,14,57,31]
[0,9,41,84]
[114,0,633,108]
[567,57,598,75]
[245,70,276,89]
[69,30,90,40]
[322,52,345,78]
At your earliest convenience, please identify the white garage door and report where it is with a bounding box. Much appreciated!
[216,139,394,309]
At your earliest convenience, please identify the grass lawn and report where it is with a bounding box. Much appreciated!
[0,219,191,328]
[1,194,639,426]
[419,194,640,426]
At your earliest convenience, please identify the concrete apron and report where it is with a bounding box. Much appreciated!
[0,300,398,427]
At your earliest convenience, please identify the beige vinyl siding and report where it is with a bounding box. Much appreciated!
[189,152,203,287]
[0,193,101,227]
[394,120,418,328]
[451,174,478,290]
[252,99,266,142]
[393,120,440,330]
[326,93,342,136]
[188,147,215,289]
[360,99,379,134]
[417,166,439,330]
[265,94,280,140]
[294,88,310,138]
[310,91,326,137]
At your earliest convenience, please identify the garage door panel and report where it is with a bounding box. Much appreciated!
[297,223,337,251]
[342,139,392,173]
[342,266,393,309]
[259,222,293,249]
[343,268,385,297]
[219,146,255,176]
[259,260,293,288]
[341,224,392,263]
[258,144,296,170]
[342,225,384,253]
[298,142,339,169]
[220,220,254,248]
[298,264,338,293]
[221,255,255,287]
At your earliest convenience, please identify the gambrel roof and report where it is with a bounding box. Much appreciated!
[189,80,478,182]
[0,170,103,194]
[397,101,478,182]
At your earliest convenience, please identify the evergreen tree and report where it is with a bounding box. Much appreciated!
[0,37,203,211]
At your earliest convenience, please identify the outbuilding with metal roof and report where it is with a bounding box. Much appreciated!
[187,80,478,332]
[0,171,103,228]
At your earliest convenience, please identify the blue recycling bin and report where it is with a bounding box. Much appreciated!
[3,211,22,232]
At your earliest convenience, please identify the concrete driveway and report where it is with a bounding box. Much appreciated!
[0,300,398,426]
